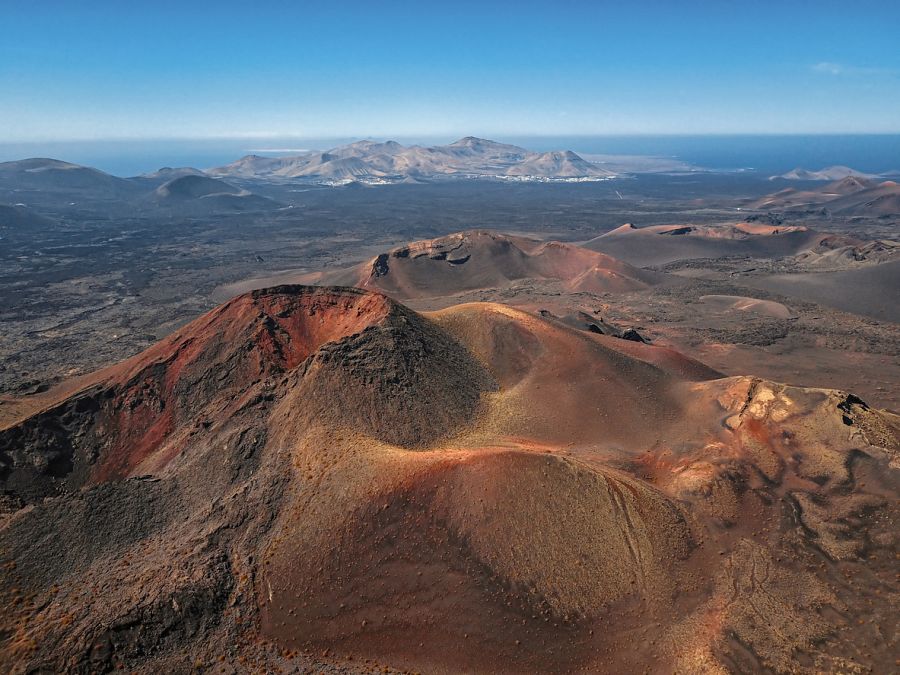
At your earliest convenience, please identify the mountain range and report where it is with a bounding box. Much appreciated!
[0,158,280,215]
[0,138,618,216]
[583,221,826,267]
[751,176,900,216]
[0,157,141,200]
[209,137,615,183]
[771,165,880,181]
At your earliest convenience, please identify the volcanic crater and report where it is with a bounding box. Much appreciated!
[0,284,897,674]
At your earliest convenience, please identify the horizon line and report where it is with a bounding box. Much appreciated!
[4,131,900,145]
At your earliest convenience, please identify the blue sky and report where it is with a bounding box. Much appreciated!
[2,1,899,140]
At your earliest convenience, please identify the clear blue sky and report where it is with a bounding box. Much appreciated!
[2,1,899,140]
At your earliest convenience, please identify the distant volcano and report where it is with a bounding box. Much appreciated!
[218,230,662,301]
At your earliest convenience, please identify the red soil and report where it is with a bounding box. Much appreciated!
[3,287,897,674]
[5,286,394,484]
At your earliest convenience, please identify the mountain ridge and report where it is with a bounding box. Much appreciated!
[771,165,880,181]
[751,177,900,215]
[213,230,663,301]
[209,137,615,182]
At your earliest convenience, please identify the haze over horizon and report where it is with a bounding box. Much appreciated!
[3,0,900,141]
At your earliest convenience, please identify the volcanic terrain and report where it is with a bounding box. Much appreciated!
[147,174,278,213]
[751,177,900,216]
[0,204,56,231]
[218,230,662,301]
[584,222,826,267]
[772,166,879,181]
[1,284,898,674]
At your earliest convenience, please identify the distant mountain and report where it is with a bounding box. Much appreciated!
[771,165,879,181]
[751,177,900,216]
[820,175,877,195]
[826,180,900,216]
[0,159,281,212]
[440,136,530,162]
[505,150,600,177]
[0,158,139,199]
[153,174,240,200]
[331,139,406,158]
[142,166,206,180]
[209,137,615,183]
[132,166,208,188]
[147,174,278,212]
[584,222,825,266]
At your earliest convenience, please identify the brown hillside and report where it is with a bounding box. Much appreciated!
[1,287,897,673]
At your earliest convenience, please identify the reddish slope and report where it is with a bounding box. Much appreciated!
[827,180,900,216]
[1,288,897,674]
[257,301,900,673]
[585,222,826,266]
[751,178,900,216]
[215,231,663,302]
[0,286,394,499]
[328,230,659,298]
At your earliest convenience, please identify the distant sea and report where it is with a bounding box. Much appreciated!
[1,134,898,178]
